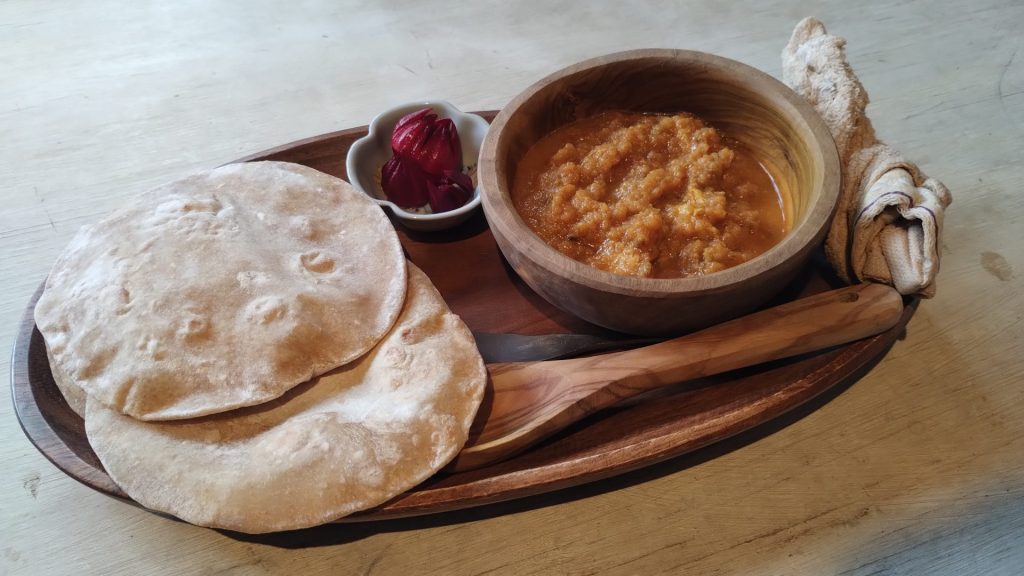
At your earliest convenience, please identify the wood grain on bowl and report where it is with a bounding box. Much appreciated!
[479,49,842,336]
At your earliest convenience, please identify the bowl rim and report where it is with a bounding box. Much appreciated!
[479,48,841,298]
[346,99,486,224]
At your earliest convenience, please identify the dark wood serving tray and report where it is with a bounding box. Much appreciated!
[10,111,918,523]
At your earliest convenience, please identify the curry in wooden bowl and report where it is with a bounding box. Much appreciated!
[479,49,841,335]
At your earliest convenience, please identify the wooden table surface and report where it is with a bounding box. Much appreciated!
[3,1,1022,574]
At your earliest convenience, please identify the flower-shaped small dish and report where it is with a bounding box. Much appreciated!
[347,100,489,232]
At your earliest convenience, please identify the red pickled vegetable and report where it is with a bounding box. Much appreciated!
[390,108,434,159]
[382,107,471,214]
[415,118,461,176]
[390,108,462,177]
[381,155,430,209]
[427,170,474,213]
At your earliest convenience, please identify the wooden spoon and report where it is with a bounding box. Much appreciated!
[449,283,903,471]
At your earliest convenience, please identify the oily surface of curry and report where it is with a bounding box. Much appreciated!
[512,111,787,278]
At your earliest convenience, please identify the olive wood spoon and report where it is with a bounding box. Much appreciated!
[449,283,903,471]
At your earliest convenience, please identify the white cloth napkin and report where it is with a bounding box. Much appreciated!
[782,17,952,297]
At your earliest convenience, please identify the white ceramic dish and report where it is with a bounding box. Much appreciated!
[346,100,489,232]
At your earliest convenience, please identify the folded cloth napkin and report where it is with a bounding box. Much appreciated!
[782,17,952,297]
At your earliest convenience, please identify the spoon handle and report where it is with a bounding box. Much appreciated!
[452,283,903,471]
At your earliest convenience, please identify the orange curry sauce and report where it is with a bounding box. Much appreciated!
[512,111,787,278]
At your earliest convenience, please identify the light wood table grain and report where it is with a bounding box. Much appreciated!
[3,1,1022,574]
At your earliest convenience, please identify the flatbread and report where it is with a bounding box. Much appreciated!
[84,264,486,533]
[35,161,407,420]
[46,344,86,418]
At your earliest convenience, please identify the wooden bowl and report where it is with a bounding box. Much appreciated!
[479,49,841,336]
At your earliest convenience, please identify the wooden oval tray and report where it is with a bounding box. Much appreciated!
[10,112,918,524]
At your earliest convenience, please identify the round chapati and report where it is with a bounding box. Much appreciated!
[35,161,407,420]
[85,264,486,533]
[46,343,86,418]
